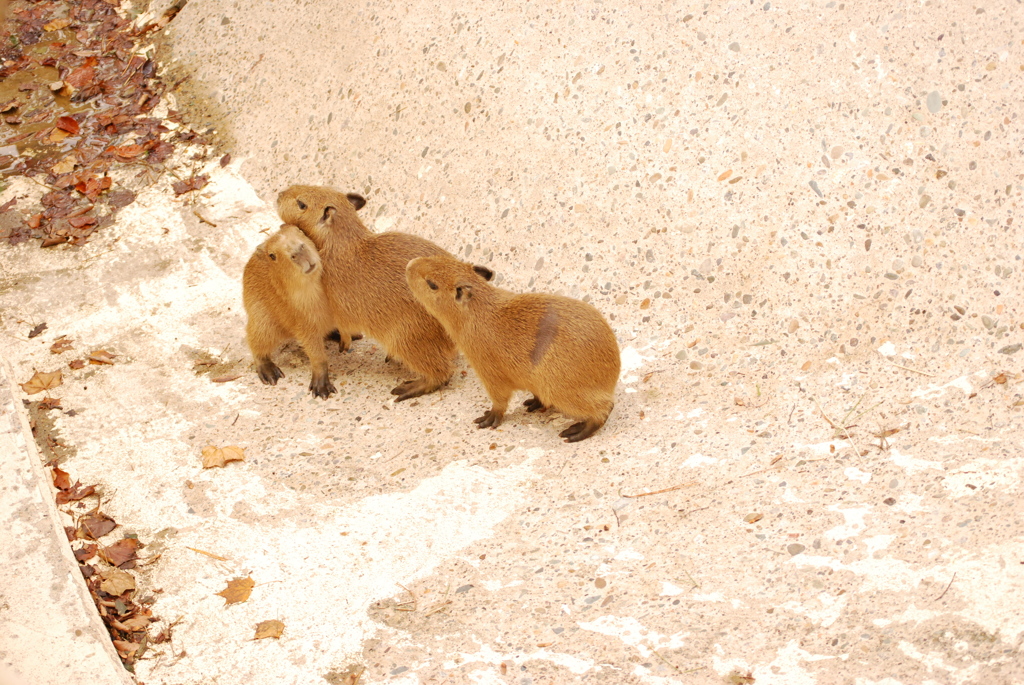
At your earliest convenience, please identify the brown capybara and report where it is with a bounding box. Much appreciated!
[406,254,620,442]
[277,185,457,401]
[243,224,339,398]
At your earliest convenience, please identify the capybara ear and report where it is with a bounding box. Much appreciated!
[472,265,494,281]
[320,205,336,224]
[346,193,367,211]
[455,284,474,302]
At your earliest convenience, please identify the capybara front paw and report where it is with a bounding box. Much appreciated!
[391,379,431,402]
[473,409,504,429]
[309,375,337,399]
[256,361,285,385]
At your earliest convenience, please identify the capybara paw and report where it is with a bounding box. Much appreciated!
[256,361,285,385]
[390,379,432,402]
[523,395,546,413]
[560,420,601,443]
[473,409,504,429]
[309,375,337,399]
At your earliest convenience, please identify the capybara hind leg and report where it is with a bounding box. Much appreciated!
[523,395,547,412]
[247,315,287,385]
[390,376,446,402]
[559,418,605,442]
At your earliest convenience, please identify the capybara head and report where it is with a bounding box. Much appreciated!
[276,185,366,241]
[406,255,494,322]
[262,224,321,276]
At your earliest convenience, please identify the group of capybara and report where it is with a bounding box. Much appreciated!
[242,185,620,442]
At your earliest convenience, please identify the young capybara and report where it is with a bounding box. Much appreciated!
[276,185,457,401]
[406,254,620,442]
[243,224,338,398]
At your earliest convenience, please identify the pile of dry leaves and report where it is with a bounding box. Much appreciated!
[0,0,204,247]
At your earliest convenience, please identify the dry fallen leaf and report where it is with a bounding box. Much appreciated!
[217,576,255,605]
[994,373,1008,385]
[50,336,74,354]
[88,349,117,365]
[202,445,246,469]
[55,115,80,135]
[51,155,77,175]
[254,619,284,640]
[28,322,47,338]
[211,373,242,383]
[38,396,62,410]
[43,17,72,31]
[56,482,96,505]
[77,511,117,540]
[743,513,763,523]
[51,465,72,490]
[20,369,63,395]
[99,538,143,567]
[98,567,136,596]
[69,359,86,370]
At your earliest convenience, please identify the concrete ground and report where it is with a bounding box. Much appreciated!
[1,0,1023,683]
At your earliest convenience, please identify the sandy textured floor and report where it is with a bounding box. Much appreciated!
[1,0,1023,682]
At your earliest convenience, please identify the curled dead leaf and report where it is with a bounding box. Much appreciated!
[254,619,284,640]
[50,336,74,354]
[51,465,72,490]
[20,369,62,395]
[69,359,86,370]
[216,576,254,605]
[99,538,143,567]
[88,349,117,365]
[56,116,80,135]
[77,511,116,540]
[201,445,245,469]
[43,18,72,31]
[98,567,136,596]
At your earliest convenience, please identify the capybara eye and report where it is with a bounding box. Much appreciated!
[426,279,438,291]
[269,253,277,261]
[296,200,307,210]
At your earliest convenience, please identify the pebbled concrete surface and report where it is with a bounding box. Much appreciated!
[1,0,1023,683]
[0,360,132,685]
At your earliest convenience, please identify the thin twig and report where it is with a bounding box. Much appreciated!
[193,208,217,227]
[935,572,957,601]
[622,482,697,498]
[395,583,418,612]
[889,361,936,377]
[186,546,228,561]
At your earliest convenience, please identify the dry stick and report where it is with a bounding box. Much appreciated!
[395,583,417,612]
[935,571,957,601]
[193,208,217,227]
[622,482,697,498]
[814,398,863,458]
[889,361,936,377]
[186,546,228,561]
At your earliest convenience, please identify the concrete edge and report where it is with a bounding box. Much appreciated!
[0,358,134,685]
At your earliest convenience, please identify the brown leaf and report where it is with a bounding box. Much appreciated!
[994,373,1008,385]
[56,116,80,135]
[0,100,18,114]
[743,513,763,523]
[254,619,284,640]
[88,349,117,365]
[78,511,117,540]
[56,482,96,505]
[110,144,144,159]
[111,639,139,658]
[39,396,62,410]
[65,65,95,89]
[50,154,76,176]
[216,576,255,605]
[20,369,63,395]
[69,359,86,370]
[172,174,209,196]
[74,543,98,562]
[50,336,74,354]
[99,538,143,567]
[201,445,245,469]
[29,322,48,338]
[106,189,136,208]
[49,127,71,143]
[98,567,136,596]
[52,465,72,490]
[43,18,73,31]
[219,153,232,167]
